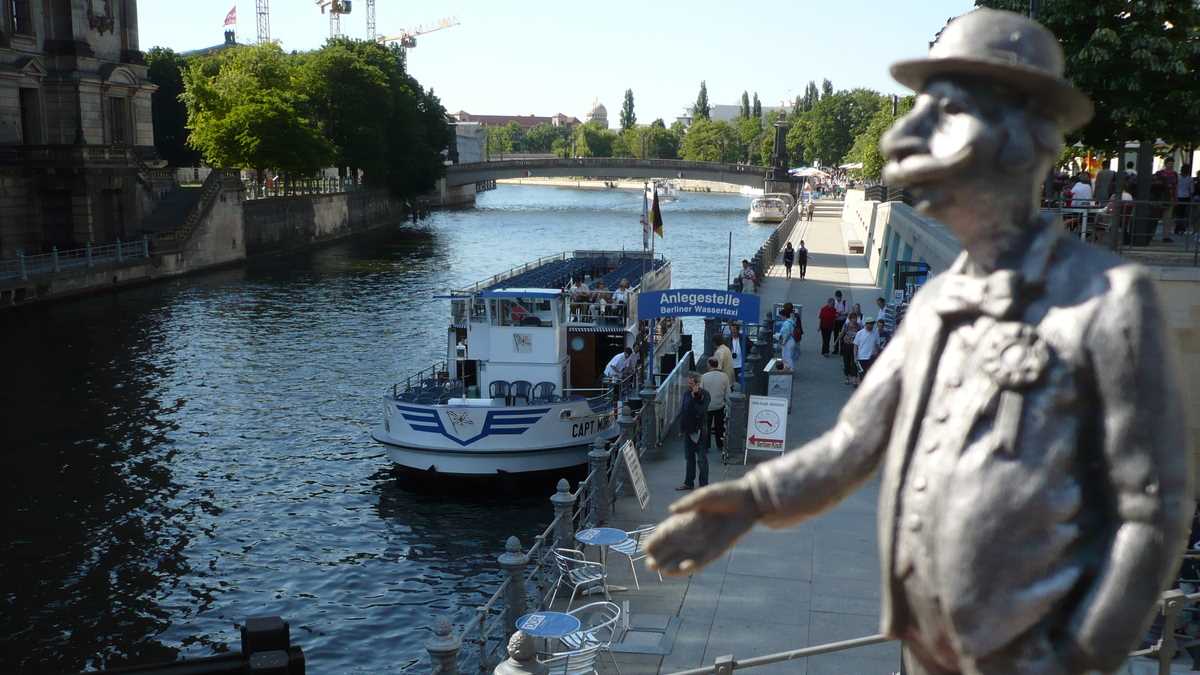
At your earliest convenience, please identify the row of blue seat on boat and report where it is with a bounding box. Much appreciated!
[486,256,648,293]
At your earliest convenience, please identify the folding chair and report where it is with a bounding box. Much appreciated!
[539,643,601,675]
[548,548,609,610]
[608,525,662,590]
[560,601,625,675]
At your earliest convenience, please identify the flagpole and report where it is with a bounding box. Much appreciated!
[648,187,655,388]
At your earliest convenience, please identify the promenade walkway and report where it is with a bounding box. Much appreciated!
[557,201,900,675]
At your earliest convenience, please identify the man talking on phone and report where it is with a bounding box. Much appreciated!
[677,372,711,491]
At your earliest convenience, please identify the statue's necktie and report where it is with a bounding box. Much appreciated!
[933,269,1023,319]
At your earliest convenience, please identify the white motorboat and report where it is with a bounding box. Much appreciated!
[373,250,677,476]
[747,194,791,223]
[646,179,679,202]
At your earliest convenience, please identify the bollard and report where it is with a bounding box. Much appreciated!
[425,616,461,675]
[726,392,747,464]
[86,241,93,267]
[116,238,123,262]
[17,251,26,280]
[745,350,765,397]
[498,536,529,643]
[639,386,658,453]
[143,236,150,258]
[493,631,547,675]
[52,246,59,272]
[588,438,610,525]
[550,478,576,550]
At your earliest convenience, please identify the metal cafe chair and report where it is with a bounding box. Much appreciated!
[561,601,625,675]
[538,643,602,675]
[549,548,609,610]
[609,525,662,590]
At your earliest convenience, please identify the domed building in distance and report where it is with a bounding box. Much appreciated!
[586,99,608,129]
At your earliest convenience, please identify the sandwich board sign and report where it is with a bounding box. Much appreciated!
[745,395,788,463]
[620,440,650,510]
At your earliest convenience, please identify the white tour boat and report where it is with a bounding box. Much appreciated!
[747,192,794,224]
[646,179,679,202]
[373,250,677,476]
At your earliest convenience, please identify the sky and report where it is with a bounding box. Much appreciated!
[139,0,977,123]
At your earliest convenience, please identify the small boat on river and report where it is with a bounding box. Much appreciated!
[373,250,677,476]
[646,179,679,202]
[747,193,794,223]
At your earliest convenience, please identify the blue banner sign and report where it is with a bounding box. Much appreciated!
[638,288,761,323]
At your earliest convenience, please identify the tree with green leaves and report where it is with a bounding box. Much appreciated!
[800,81,819,112]
[821,79,834,98]
[680,119,739,163]
[740,91,751,119]
[524,123,570,153]
[736,115,765,164]
[975,0,1200,153]
[693,81,711,121]
[573,121,619,157]
[183,43,334,179]
[845,96,914,180]
[620,89,636,131]
[145,47,200,166]
[796,88,886,166]
[751,92,761,119]
[651,118,666,129]
[486,125,514,158]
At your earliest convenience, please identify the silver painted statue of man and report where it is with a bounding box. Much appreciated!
[645,9,1193,675]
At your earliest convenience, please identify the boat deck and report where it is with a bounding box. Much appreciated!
[477,252,668,294]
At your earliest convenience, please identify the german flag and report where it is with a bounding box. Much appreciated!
[650,187,664,238]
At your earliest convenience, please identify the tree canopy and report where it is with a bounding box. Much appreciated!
[752,92,762,119]
[740,91,751,119]
[693,81,711,121]
[145,47,200,166]
[680,119,739,163]
[975,0,1200,149]
[620,89,636,130]
[181,38,449,197]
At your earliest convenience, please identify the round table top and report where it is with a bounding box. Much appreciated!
[575,527,628,546]
[516,611,582,638]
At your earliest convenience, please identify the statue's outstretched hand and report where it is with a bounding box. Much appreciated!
[644,480,760,576]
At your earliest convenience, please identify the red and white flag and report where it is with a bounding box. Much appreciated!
[223,5,237,27]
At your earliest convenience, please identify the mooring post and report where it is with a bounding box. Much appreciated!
[726,392,747,464]
[86,241,93,267]
[497,536,528,643]
[425,616,461,675]
[51,246,59,273]
[492,631,547,675]
[550,479,576,550]
[588,438,610,525]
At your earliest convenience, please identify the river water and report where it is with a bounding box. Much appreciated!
[0,185,765,673]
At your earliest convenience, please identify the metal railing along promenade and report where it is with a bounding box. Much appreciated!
[243,177,363,200]
[1041,198,1200,267]
[0,238,151,282]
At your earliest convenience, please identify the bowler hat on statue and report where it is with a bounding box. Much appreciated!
[890,8,1093,132]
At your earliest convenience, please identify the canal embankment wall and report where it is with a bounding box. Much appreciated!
[242,189,405,255]
[841,188,1200,494]
[0,185,411,308]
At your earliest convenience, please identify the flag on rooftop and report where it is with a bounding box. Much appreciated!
[224,5,237,27]
[650,188,664,238]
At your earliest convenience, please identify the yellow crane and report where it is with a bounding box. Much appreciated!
[376,16,461,50]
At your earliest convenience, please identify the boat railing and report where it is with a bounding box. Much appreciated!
[453,250,669,296]
[389,361,459,401]
[566,300,628,327]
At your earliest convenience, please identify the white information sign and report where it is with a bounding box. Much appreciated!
[620,440,650,510]
[745,395,789,462]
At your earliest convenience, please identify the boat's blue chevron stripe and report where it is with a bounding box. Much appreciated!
[392,404,553,447]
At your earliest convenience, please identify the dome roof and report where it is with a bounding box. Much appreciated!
[590,103,607,116]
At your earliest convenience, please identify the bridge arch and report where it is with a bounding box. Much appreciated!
[444,158,768,188]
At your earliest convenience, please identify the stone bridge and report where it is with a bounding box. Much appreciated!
[444,158,769,188]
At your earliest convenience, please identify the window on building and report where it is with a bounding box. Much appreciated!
[18,88,40,144]
[10,0,31,34]
[109,96,129,145]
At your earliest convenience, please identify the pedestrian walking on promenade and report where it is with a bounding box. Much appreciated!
[701,358,730,460]
[839,313,862,385]
[853,317,881,376]
[832,290,848,355]
[677,372,710,490]
[797,240,809,278]
[782,242,795,278]
[740,259,758,293]
[776,302,801,370]
[819,298,838,356]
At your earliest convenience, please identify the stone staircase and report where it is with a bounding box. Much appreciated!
[810,198,844,218]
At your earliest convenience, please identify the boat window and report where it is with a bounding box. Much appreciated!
[471,297,488,322]
[494,298,550,327]
[451,299,469,325]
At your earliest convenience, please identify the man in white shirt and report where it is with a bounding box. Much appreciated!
[853,318,881,375]
[604,347,633,380]
[700,357,731,457]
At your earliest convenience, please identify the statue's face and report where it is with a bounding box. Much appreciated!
[881,79,987,193]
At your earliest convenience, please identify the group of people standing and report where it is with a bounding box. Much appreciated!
[815,291,883,386]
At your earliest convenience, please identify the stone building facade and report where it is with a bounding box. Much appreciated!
[1,0,157,257]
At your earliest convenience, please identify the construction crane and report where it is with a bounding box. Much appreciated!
[256,0,270,44]
[365,0,376,41]
[377,17,461,50]
[315,0,352,38]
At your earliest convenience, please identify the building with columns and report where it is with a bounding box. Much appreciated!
[1,0,158,257]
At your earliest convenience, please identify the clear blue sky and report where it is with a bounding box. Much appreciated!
[140,0,976,123]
